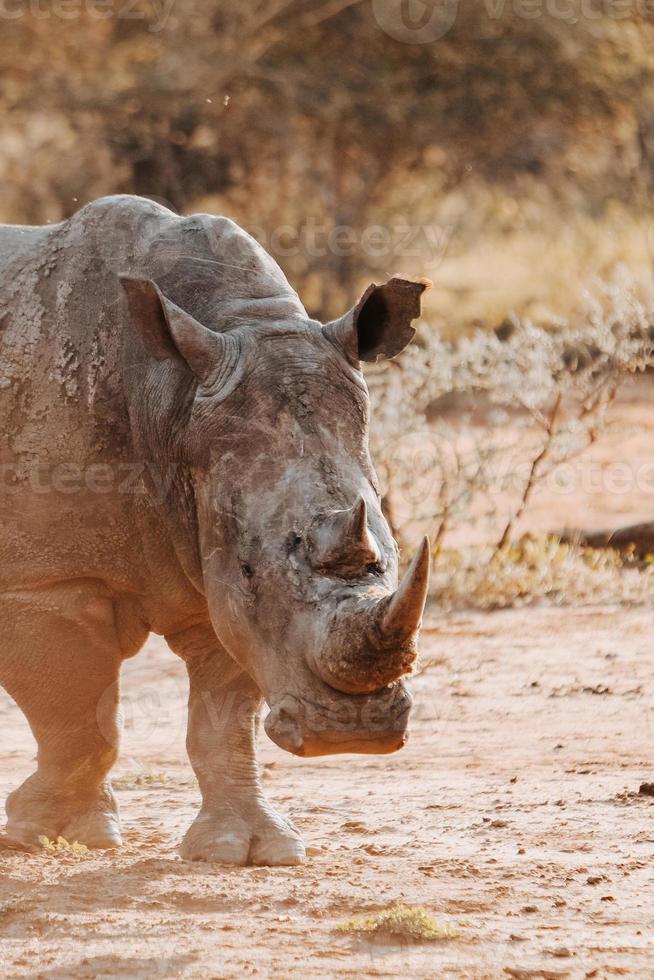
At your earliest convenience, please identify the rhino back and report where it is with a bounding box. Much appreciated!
[1,194,304,453]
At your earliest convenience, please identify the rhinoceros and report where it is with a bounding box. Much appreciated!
[0,195,429,865]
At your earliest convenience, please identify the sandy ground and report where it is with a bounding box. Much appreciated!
[1,607,653,979]
[1,378,654,979]
[520,373,654,540]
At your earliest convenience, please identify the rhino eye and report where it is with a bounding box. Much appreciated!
[367,560,385,576]
[240,562,254,580]
[285,532,302,555]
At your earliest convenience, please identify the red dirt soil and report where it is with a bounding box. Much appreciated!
[1,606,652,978]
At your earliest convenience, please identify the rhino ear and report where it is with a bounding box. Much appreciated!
[120,276,233,386]
[324,276,431,363]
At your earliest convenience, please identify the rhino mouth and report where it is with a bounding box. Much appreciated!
[263,683,412,758]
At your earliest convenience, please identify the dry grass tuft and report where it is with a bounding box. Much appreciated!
[113,771,196,790]
[38,836,90,856]
[336,902,459,942]
[429,534,654,610]
[113,772,170,789]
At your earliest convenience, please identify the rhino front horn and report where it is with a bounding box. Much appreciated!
[310,537,431,695]
[381,536,431,641]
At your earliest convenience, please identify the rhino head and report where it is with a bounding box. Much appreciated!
[121,271,430,757]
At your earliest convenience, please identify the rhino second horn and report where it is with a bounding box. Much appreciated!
[347,497,380,563]
[310,496,380,573]
[381,536,431,641]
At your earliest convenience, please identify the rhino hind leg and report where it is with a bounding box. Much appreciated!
[168,628,305,866]
[6,775,122,851]
[0,582,144,849]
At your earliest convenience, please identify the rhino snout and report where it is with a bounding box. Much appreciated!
[263,683,412,758]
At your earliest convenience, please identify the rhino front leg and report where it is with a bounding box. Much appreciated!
[169,629,305,866]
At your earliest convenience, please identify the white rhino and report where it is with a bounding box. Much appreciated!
[0,196,429,865]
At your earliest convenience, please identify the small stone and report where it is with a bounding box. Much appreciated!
[545,946,572,958]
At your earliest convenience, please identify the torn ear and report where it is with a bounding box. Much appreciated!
[120,276,233,386]
[324,276,431,363]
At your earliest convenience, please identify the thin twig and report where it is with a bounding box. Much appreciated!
[496,392,563,552]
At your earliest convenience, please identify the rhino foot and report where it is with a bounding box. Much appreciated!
[5,778,122,850]
[179,802,305,866]
[59,808,122,849]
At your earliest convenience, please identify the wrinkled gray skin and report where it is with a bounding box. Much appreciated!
[0,196,429,865]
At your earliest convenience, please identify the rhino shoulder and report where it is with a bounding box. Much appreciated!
[65,194,180,243]
[74,193,176,221]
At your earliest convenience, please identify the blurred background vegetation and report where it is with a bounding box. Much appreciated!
[4,1,654,602]
[2,0,654,333]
